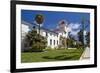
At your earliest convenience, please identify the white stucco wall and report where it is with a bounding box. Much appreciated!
[40,29,59,48]
[22,23,30,37]
[21,22,33,51]
[21,23,30,51]
[47,33,58,48]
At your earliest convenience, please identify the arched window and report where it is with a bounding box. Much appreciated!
[57,40,58,45]
[50,39,52,45]
[54,40,55,45]
[46,32,48,36]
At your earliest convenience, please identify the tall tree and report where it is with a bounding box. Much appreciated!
[85,32,90,47]
[76,30,84,49]
[78,29,84,45]
[80,17,90,48]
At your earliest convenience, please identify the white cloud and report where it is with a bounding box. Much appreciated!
[69,23,81,30]
[67,23,81,40]
[68,23,81,35]
[71,30,80,35]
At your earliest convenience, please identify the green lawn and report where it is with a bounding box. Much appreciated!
[21,49,84,63]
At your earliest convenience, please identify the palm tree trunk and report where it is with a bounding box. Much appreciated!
[39,24,40,35]
[38,24,40,51]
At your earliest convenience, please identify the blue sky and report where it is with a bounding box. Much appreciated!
[21,10,90,37]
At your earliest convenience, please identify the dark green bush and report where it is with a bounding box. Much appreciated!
[24,29,47,52]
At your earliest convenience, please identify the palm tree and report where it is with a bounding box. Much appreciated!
[35,14,44,35]
[34,14,44,51]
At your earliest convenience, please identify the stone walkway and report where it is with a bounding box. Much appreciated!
[80,47,90,60]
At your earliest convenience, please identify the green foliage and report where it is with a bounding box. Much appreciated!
[78,29,84,45]
[67,38,75,48]
[59,36,67,49]
[85,32,90,47]
[76,42,83,49]
[77,29,84,49]
[35,14,44,24]
[44,46,53,51]
[24,29,47,52]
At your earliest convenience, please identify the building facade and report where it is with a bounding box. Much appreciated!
[21,20,70,51]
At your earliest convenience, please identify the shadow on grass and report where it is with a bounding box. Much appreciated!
[42,55,78,60]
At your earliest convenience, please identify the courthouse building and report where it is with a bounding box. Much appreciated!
[21,20,70,51]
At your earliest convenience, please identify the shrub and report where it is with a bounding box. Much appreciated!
[24,29,47,52]
[44,46,52,51]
